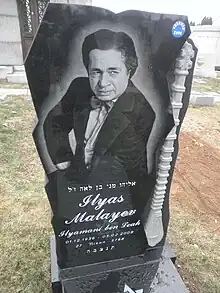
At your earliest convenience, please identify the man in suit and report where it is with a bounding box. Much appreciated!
[44,29,155,186]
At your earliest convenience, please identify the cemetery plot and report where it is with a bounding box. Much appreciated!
[0,96,219,293]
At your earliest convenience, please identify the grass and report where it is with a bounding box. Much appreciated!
[0,96,52,293]
[0,96,219,292]
[169,202,220,293]
[192,77,220,93]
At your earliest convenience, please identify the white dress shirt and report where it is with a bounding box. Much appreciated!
[84,97,114,168]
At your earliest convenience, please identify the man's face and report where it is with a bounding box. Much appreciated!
[88,49,130,101]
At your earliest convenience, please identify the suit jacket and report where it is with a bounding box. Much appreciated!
[44,77,155,184]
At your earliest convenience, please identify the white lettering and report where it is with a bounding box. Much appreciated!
[78,194,93,208]
[84,214,95,221]
[107,197,118,204]
[121,211,129,217]
[104,224,118,231]
[117,195,124,203]
[78,194,124,210]
[65,209,136,224]
[121,220,141,228]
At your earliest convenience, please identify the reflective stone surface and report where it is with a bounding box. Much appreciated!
[25,3,196,273]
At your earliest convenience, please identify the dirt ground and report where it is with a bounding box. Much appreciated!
[171,105,220,234]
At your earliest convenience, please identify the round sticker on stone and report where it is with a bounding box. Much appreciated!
[172,21,186,38]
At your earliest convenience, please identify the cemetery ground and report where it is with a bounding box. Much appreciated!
[0,94,220,293]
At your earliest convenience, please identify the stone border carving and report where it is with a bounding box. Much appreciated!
[144,41,195,247]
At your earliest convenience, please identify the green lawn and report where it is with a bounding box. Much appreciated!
[0,96,219,293]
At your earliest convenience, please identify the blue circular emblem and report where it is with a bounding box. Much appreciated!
[172,21,186,38]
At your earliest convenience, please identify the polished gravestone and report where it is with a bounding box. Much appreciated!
[25,3,197,292]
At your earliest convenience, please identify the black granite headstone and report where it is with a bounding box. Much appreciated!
[25,3,197,292]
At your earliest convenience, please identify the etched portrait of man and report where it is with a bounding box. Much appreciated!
[44,29,155,184]
[26,4,193,272]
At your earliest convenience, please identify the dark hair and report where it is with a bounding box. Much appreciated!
[82,29,138,77]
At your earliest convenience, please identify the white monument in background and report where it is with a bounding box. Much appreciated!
[1,1,220,82]
[191,25,220,78]
[0,0,92,83]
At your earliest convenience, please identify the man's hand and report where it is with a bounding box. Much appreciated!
[56,161,71,170]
